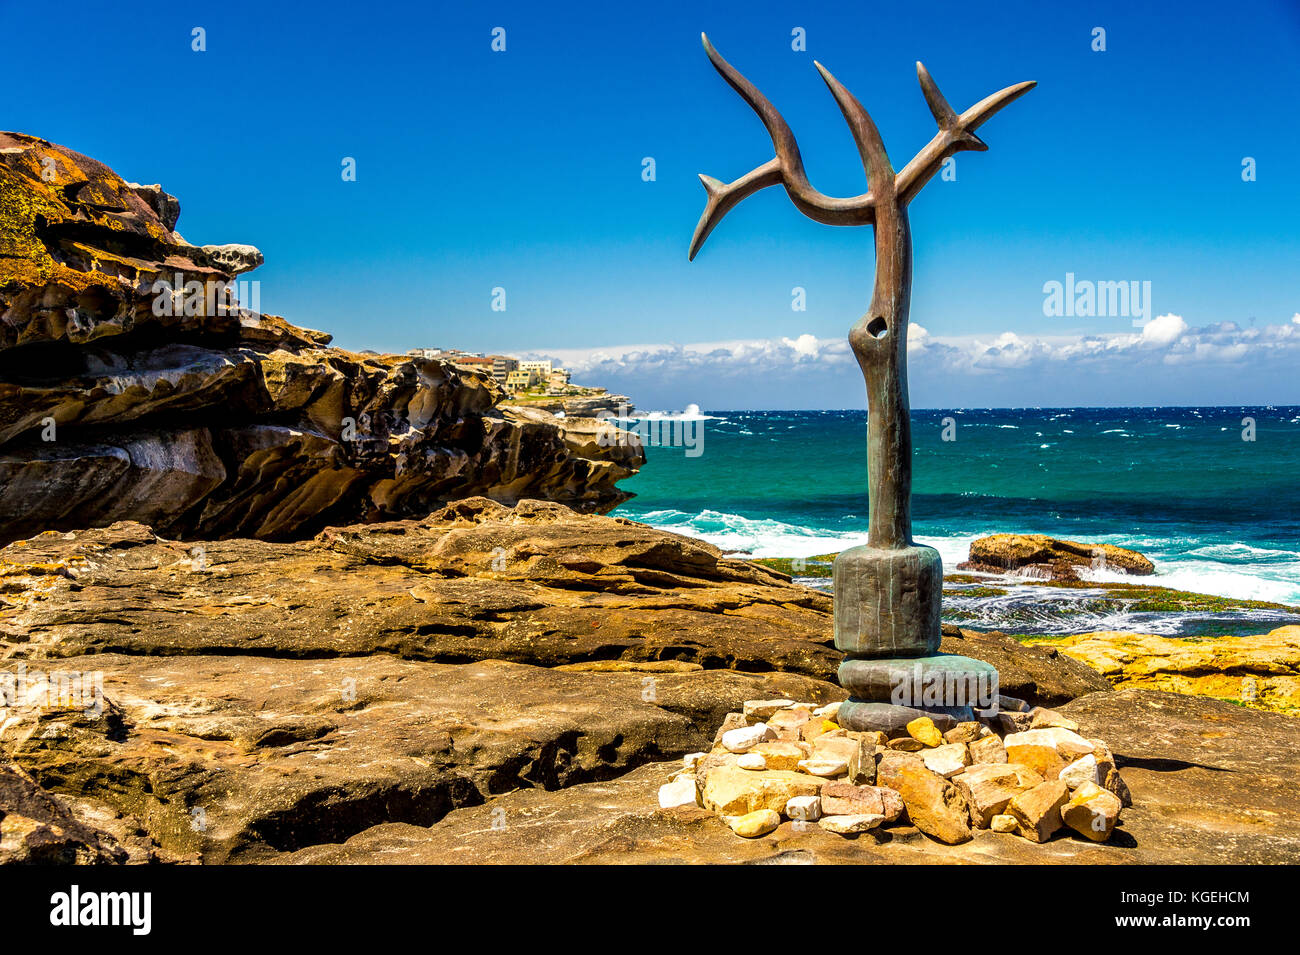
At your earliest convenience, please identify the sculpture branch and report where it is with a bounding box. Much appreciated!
[813,61,894,200]
[893,63,1036,205]
[689,37,1034,259]
[688,34,879,260]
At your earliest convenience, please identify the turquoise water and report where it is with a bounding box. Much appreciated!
[615,407,1300,613]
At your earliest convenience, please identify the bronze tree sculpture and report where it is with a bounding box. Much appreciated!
[689,35,1035,731]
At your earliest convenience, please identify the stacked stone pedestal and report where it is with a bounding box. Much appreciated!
[833,543,998,733]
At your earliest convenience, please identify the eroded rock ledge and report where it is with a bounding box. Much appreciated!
[285,690,1300,865]
[0,497,1123,862]
[1034,627,1300,715]
[0,131,641,544]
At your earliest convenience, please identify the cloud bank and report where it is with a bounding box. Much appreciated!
[533,314,1300,410]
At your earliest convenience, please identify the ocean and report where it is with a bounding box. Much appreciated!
[614,407,1300,635]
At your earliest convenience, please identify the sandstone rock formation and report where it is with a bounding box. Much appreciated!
[940,624,1110,706]
[0,498,1114,694]
[0,132,641,545]
[514,392,635,417]
[0,496,1125,862]
[1033,626,1300,715]
[280,689,1300,864]
[0,763,129,864]
[958,534,1155,580]
[0,499,839,672]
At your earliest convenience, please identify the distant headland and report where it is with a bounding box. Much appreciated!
[405,347,634,416]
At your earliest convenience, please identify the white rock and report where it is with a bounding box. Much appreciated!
[737,753,767,771]
[813,701,842,720]
[658,776,698,809]
[797,757,848,778]
[682,751,706,771]
[990,813,1018,833]
[785,795,822,821]
[1059,753,1102,790]
[811,735,859,762]
[722,723,774,753]
[201,243,264,275]
[819,813,884,835]
[743,699,797,720]
[1004,727,1094,759]
[922,742,971,778]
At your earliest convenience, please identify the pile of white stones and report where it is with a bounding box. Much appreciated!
[657,697,1131,845]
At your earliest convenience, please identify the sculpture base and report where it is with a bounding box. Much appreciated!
[836,652,999,733]
[835,699,976,735]
[833,543,942,657]
[838,654,998,709]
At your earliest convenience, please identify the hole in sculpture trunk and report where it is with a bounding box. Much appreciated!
[867,316,889,339]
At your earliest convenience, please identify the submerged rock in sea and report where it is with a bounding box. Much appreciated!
[958,533,1155,580]
[0,132,641,544]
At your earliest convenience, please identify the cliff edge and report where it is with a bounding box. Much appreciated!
[0,132,642,542]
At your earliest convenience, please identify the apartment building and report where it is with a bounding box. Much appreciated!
[490,355,519,382]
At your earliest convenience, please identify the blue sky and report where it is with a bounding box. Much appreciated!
[5,0,1298,409]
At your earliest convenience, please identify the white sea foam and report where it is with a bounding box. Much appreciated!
[633,509,1300,605]
[631,508,981,569]
[634,508,870,557]
[1084,563,1300,604]
[632,403,721,421]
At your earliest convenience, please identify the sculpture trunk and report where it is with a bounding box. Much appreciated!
[687,35,1035,728]
[853,204,913,550]
[834,201,941,661]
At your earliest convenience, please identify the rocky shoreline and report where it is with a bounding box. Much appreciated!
[758,544,1300,643]
[1031,627,1300,716]
[2,135,1297,866]
[506,391,635,417]
[1,499,1297,864]
[0,132,641,546]
[756,539,1300,716]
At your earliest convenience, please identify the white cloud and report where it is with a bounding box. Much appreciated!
[781,333,820,359]
[532,313,1300,384]
[535,335,854,380]
[1141,313,1188,345]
